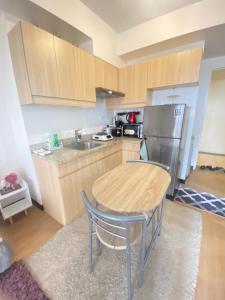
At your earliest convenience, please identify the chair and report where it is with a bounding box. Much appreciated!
[126,160,170,286]
[81,190,146,300]
[81,161,169,299]
[126,159,170,172]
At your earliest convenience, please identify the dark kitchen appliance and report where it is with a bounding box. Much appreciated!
[111,127,123,137]
[122,123,143,139]
[143,104,189,197]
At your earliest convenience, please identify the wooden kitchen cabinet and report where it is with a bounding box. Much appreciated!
[8,20,96,107]
[60,150,122,223]
[122,140,141,162]
[148,48,202,88]
[33,140,141,225]
[21,21,59,98]
[95,57,118,91]
[107,48,202,108]
[74,47,96,102]
[54,36,77,100]
[107,62,148,108]
[54,36,96,103]
[33,143,122,225]
[104,61,118,91]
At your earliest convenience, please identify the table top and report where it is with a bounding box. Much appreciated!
[92,162,171,214]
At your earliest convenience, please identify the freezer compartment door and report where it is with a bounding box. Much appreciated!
[143,104,185,138]
[145,137,181,196]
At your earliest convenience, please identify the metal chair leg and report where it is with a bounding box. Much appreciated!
[126,226,132,300]
[158,198,165,236]
[96,236,101,256]
[88,214,93,273]
[152,213,156,249]
[157,205,161,236]
[137,221,147,288]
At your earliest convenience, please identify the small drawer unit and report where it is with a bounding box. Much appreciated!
[0,179,32,223]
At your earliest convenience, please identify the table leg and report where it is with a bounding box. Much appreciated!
[88,214,93,273]
[137,221,147,288]
[126,226,132,300]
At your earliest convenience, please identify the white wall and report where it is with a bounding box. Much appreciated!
[22,100,112,145]
[117,0,225,56]
[199,69,225,154]
[192,56,225,165]
[29,0,124,66]
[0,12,41,202]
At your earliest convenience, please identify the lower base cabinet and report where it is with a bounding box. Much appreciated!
[122,140,141,162]
[33,140,140,225]
[60,151,122,224]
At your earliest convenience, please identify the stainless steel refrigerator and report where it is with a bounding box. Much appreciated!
[143,104,189,197]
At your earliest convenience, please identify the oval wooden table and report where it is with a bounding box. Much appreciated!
[92,162,171,214]
[91,162,171,296]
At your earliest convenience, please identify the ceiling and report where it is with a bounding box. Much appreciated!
[120,23,225,61]
[80,0,204,32]
[1,0,92,48]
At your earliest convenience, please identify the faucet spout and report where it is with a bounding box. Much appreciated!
[74,129,82,143]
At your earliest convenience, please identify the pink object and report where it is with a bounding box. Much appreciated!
[4,173,18,189]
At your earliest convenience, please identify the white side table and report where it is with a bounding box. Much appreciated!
[0,179,32,224]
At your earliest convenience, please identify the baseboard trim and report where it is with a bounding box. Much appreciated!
[32,198,44,210]
[178,179,186,184]
[166,194,175,200]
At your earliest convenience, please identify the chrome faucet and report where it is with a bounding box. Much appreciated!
[74,129,82,143]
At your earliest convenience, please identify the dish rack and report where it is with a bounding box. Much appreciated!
[0,179,32,223]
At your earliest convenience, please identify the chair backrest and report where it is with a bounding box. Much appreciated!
[126,160,170,172]
[81,190,146,240]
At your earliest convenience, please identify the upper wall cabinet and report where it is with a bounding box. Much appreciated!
[95,57,118,91]
[54,36,77,100]
[21,21,59,99]
[107,62,148,108]
[74,47,96,102]
[8,21,96,107]
[148,48,202,89]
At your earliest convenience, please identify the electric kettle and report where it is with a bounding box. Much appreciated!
[126,112,136,123]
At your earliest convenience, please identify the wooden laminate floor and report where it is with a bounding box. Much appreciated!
[0,207,61,262]
[184,168,225,300]
[186,168,225,197]
[0,169,224,299]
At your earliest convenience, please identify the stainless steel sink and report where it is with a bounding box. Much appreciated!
[65,140,102,151]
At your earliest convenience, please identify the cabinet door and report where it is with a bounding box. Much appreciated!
[21,21,59,97]
[122,141,141,162]
[54,36,76,99]
[176,48,202,85]
[95,57,105,88]
[104,62,118,91]
[132,63,148,103]
[60,151,122,223]
[74,47,96,102]
[95,57,118,91]
[119,63,148,104]
[118,66,131,104]
[148,48,202,88]
[148,56,168,88]
[122,150,140,163]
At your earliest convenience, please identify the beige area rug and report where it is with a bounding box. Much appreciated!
[26,201,202,300]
